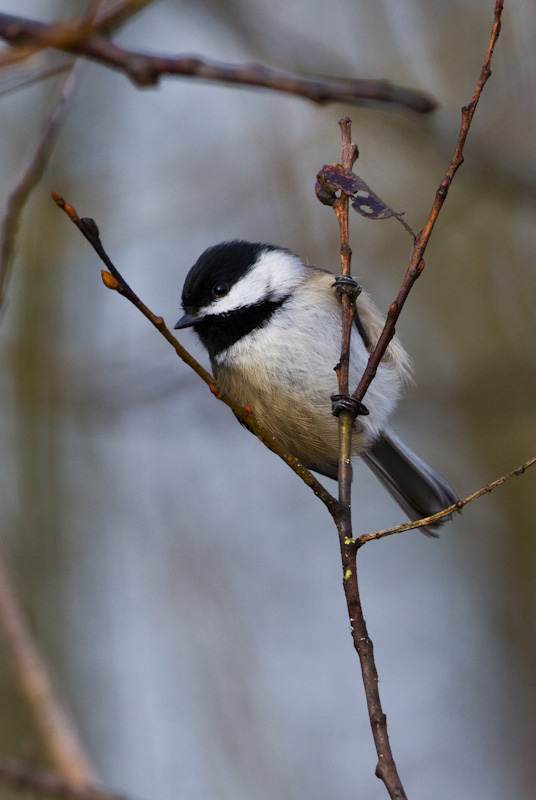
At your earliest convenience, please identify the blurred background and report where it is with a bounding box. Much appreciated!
[0,1,535,798]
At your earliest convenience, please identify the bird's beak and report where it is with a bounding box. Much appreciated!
[174,312,200,330]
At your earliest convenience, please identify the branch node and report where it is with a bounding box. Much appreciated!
[81,217,100,238]
[438,177,450,197]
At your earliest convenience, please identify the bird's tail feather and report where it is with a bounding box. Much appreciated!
[362,428,458,537]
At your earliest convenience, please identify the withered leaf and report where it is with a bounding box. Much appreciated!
[315,164,406,223]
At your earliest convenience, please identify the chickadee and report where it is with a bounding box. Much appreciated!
[175,241,457,534]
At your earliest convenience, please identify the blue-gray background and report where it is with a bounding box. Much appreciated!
[1,1,535,798]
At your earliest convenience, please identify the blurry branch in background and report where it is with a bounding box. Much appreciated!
[0,1,154,69]
[83,0,155,30]
[0,543,96,788]
[0,0,156,311]
[0,62,71,98]
[0,60,82,312]
[0,753,125,800]
[0,2,108,796]
[0,9,436,111]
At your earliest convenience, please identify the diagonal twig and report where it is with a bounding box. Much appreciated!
[91,0,156,34]
[0,542,96,787]
[353,0,505,407]
[356,455,536,545]
[0,60,83,313]
[50,192,340,516]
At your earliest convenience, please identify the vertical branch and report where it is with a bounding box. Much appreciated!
[331,119,407,799]
[333,117,359,512]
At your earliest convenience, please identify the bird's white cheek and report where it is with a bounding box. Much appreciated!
[198,250,306,316]
[199,278,264,316]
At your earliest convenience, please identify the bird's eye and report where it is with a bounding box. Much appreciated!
[212,282,229,297]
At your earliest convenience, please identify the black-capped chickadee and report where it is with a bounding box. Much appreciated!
[175,241,457,534]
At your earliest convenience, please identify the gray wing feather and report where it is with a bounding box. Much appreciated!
[362,428,458,537]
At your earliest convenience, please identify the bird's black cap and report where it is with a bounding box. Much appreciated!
[180,240,277,315]
[175,240,291,359]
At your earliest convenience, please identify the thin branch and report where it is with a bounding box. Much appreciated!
[311,3,505,795]
[353,0,504,406]
[51,192,340,517]
[333,117,359,505]
[356,456,536,546]
[0,544,96,787]
[0,62,71,98]
[0,11,437,112]
[331,119,407,800]
[0,60,83,313]
[0,753,123,800]
[92,0,156,34]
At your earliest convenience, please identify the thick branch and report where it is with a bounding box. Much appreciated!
[0,544,96,787]
[0,12,437,112]
[0,753,121,800]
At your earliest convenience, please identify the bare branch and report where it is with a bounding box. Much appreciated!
[0,543,96,787]
[0,61,83,313]
[51,192,341,517]
[92,0,156,34]
[0,62,71,98]
[0,753,123,800]
[356,455,536,546]
[329,119,407,799]
[353,0,505,406]
[0,11,437,112]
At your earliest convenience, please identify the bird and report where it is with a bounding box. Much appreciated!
[174,240,458,535]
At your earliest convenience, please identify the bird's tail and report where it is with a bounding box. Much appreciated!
[362,428,458,537]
